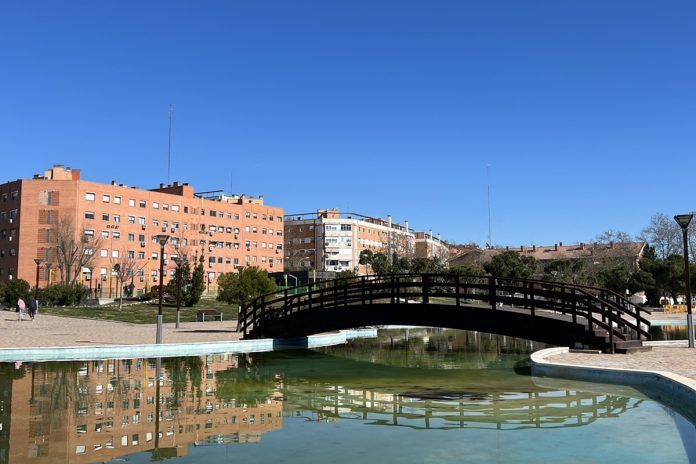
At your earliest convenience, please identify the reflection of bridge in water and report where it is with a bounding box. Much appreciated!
[282,385,643,431]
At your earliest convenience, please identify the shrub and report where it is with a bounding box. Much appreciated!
[2,279,31,308]
[39,284,87,307]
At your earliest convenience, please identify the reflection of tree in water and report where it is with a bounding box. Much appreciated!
[40,361,82,428]
[162,356,203,407]
[318,329,545,370]
[214,355,277,406]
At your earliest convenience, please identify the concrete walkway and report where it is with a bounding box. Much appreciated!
[546,345,696,382]
[0,313,241,348]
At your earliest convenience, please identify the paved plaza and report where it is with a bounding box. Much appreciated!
[0,311,241,348]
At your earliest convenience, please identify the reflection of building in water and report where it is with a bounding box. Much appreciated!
[6,354,282,463]
[286,385,643,430]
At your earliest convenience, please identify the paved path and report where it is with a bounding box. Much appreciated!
[0,312,241,348]
[548,346,696,382]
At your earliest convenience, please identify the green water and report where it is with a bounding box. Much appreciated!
[1,329,694,463]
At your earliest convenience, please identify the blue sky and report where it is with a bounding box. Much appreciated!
[1,1,694,246]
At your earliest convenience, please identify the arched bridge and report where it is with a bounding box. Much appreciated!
[238,274,651,353]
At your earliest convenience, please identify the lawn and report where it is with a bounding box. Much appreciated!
[39,298,239,324]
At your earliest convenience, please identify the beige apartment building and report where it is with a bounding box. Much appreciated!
[2,354,282,463]
[0,165,284,296]
[284,209,449,273]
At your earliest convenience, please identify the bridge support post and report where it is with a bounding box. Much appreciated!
[489,276,496,310]
[284,288,289,316]
[422,275,429,304]
[455,274,460,307]
[390,274,395,305]
[361,276,366,305]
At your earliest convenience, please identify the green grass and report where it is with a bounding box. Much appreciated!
[40,298,239,324]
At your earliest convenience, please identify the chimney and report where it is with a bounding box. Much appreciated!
[388,215,392,229]
[609,241,614,249]
[580,242,585,250]
[173,181,179,187]
[159,183,164,188]
[559,241,563,247]
[438,233,441,243]
[404,220,409,233]
[554,243,558,251]
[532,245,536,252]
[506,246,509,251]
[520,245,524,252]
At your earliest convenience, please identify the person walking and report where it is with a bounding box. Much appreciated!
[17,297,26,321]
[28,297,37,320]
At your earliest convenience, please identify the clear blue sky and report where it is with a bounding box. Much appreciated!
[1,1,694,246]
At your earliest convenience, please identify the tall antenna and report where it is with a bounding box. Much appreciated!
[229,172,233,196]
[486,164,492,248]
[167,104,173,184]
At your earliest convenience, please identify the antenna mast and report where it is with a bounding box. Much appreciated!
[486,164,492,248]
[167,104,173,184]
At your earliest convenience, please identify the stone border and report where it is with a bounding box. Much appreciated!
[0,328,378,362]
[531,346,696,419]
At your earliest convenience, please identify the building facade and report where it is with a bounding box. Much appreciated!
[284,209,448,273]
[0,165,284,296]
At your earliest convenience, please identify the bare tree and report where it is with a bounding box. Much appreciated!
[55,217,103,285]
[113,252,144,310]
[638,213,681,259]
[595,229,632,244]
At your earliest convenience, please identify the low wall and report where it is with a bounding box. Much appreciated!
[0,328,379,362]
[531,346,696,422]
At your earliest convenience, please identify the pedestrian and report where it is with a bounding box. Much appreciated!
[17,297,26,321]
[28,297,37,320]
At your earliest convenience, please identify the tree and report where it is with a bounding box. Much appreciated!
[484,251,536,279]
[217,266,277,306]
[595,230,632,244]
[639,213,682,260]
[2,279,30,307]
[167,257,192,308]
[54,217,102,285]
[113,252,143,310]
[598,266,632,293]
[188,258,206,306]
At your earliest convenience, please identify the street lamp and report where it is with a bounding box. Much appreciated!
[674,214,694,348]
[33,258,43,300]
[155,234,170,344]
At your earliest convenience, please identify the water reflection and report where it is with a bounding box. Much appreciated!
[650,324,688,341]
[0,330,690,463]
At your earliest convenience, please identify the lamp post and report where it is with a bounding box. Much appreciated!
[155,234,170,344]
[33,259,42,300]
[674,214,694,348]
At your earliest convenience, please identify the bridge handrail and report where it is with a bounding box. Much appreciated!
[238,273,652,347]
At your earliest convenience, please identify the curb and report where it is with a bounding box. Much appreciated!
[531,345,696,421]
[0,328,379,362]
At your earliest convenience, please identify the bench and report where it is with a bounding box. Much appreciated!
[196,310,223,322]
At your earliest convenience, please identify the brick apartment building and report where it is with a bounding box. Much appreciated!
[0,165,284,296]
[1,354,282,462]
[284,209,449,273]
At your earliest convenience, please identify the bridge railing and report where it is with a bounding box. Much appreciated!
[238,274,651,348]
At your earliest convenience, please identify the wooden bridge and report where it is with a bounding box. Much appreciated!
[238,274,651,353]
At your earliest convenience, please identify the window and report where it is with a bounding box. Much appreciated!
[102,195,110,203]
[127,251,134,259]
[128,233,135,241]
[112,250,119,258]
[102,213,109,221]
[210,210,216,217]
[100,249,108,257]
[129,199,135,207]
[85,192,96,201]
[113,232,120,240]
[139,200,146,208]
[184,206,188,213]
[163,203,169,211]
[234,213,240,220]
[85,211,95,220]
[84,230,95,240]
[113,215,120,223]
[152,202,159,210]
[245,212,250,218]
[102,231,109,239]
[138,252,145,259]
[114,196,121,205]
[172,204,179,212]
[341,224,352,231]
[128,215,135,224]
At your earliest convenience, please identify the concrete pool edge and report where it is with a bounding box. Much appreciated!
[531,345,696,418]
[0,328,379,362]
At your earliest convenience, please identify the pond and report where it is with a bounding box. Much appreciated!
[0,329,694,463]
